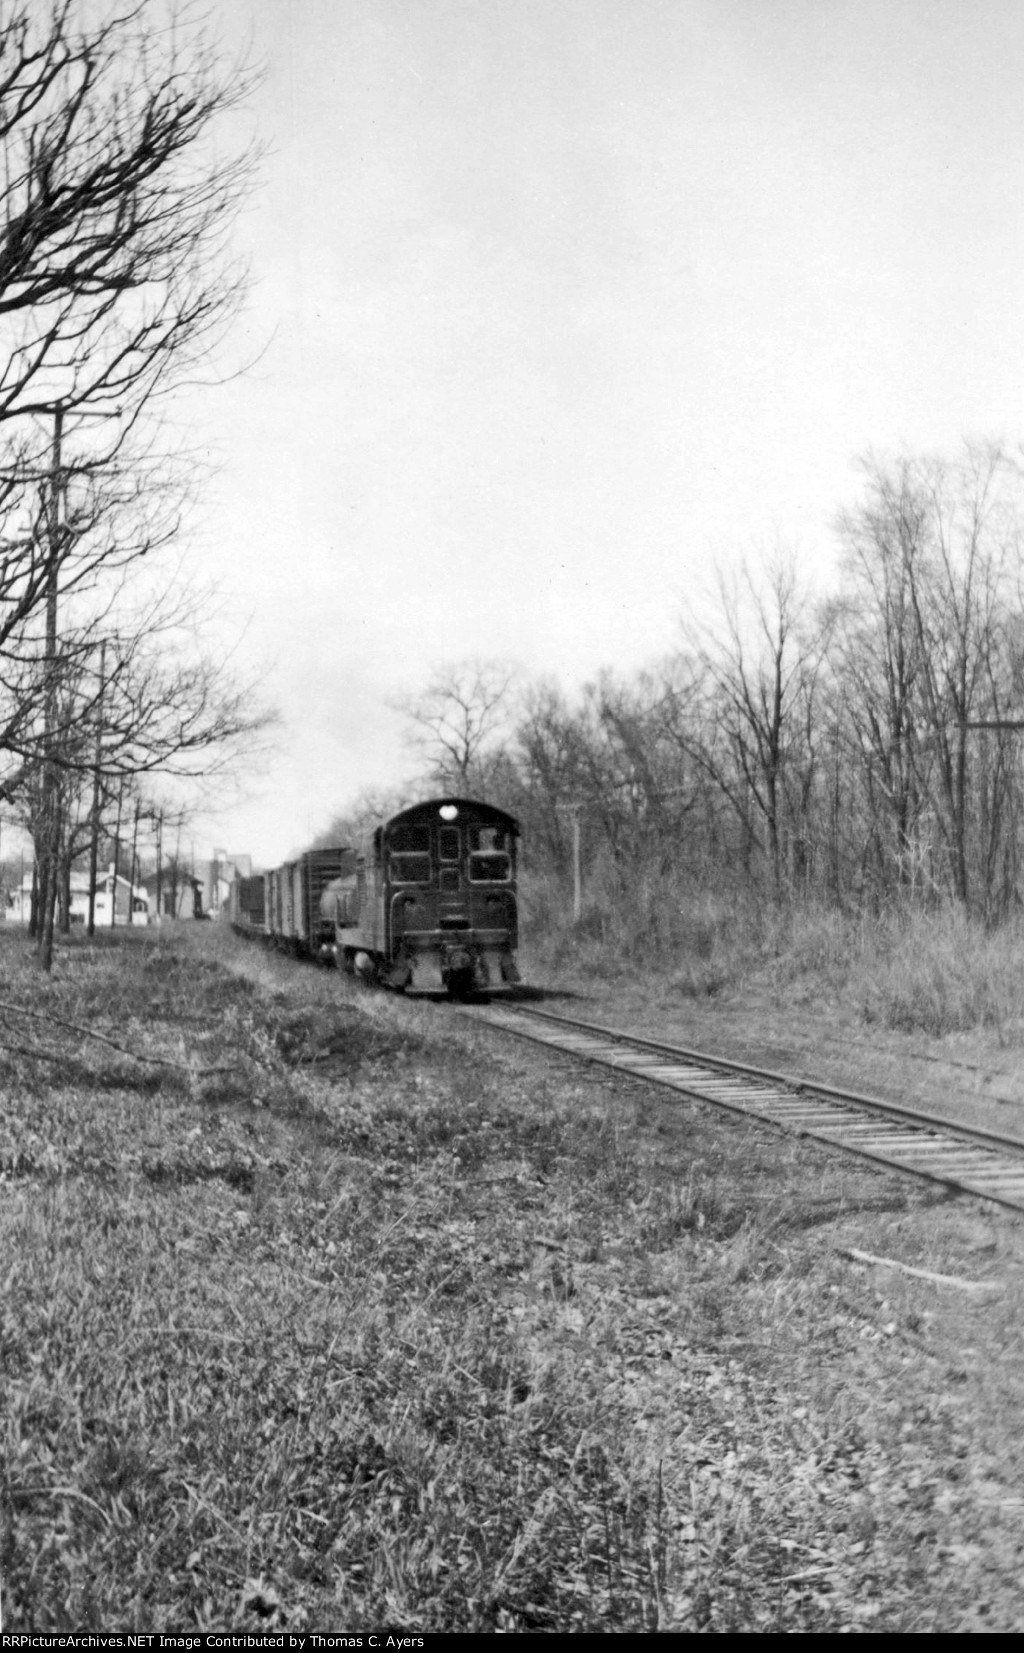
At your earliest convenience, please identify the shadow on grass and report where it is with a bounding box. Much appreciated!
[508,983,587,1004]
[770,1187,956,1236]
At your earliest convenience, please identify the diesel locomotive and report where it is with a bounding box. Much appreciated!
[228,797,520,995]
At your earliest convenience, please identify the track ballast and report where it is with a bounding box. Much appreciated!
[461,1002,1024,1214]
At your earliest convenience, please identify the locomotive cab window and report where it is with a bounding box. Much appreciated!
[469,852,510,883]
[389,853,431,884]
[469,825,509,853]
[439,827,460,862]
[390,824,430,852]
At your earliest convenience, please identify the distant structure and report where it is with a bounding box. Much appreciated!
[6,865,148,926]
[2,849,254,925]
[197,851,252,918]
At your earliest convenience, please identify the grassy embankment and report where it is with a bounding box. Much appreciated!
[524,870,1024,1039]
[4,920,1024,1632]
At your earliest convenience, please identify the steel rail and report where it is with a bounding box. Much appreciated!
[460,1001,1024,1214]
[500,1005,1024,1155]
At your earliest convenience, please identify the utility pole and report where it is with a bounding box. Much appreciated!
[571,804,582,926]
[39,408,64,973]
[110,777,124,928]
[128,798,140,927]
[154,810,163,923]
[87,639,106,937]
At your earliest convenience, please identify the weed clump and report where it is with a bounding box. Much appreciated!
[523,870,1024,1042]
[848,910,1024,1036]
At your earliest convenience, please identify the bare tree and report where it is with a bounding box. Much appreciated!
[511,680,593,877]
[0,1,256,431]
[681,556,828,898]
[0,1,259,966]
[908,445,1022,911]
[394,658,519,794]
[309,785,415,855]
[833,458,931,902]
[834,445,1024,916]
[0,435,184,799]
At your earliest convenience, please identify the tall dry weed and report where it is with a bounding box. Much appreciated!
[524,867,1024,1040]
[849,909,1024,1037]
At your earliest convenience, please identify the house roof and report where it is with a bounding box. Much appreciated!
[19,870,145,895]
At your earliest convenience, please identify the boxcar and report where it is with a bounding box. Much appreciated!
[229,874,266,934]
[231,848,354,960]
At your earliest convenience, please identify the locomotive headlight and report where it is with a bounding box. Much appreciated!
[439,804,459,820]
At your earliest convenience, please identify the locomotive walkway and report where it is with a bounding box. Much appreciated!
[462,1002,1024,1215]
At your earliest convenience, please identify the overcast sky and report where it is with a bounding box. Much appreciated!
[184,0,1024,864]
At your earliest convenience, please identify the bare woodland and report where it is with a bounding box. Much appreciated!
[0,1,265,965]
[387,445,1024,931]
[7,7,1023,964]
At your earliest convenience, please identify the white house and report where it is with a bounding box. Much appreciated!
[6,864,148,926]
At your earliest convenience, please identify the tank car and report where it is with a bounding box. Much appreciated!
[325,797,520,993]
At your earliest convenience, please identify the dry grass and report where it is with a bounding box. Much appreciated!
[523,872,1024,1040]
[5,922,1024,1631]
[846,910,1024,1038]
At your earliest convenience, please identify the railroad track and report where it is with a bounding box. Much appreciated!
[461,1001,1024,1214]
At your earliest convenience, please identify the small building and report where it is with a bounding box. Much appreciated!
[93,868,149,927]
[6,864,148,926]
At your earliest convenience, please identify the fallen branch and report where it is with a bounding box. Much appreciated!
[837,1246,1003,1293]
[0,998,235,1077]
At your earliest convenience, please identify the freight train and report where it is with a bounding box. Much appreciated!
[228,797,520,995]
